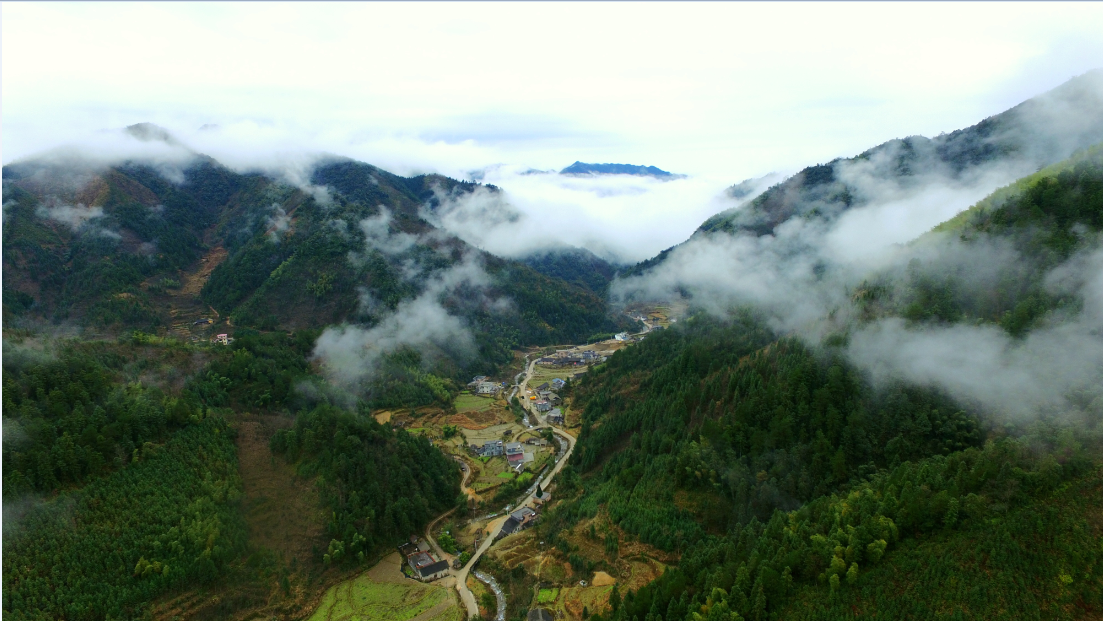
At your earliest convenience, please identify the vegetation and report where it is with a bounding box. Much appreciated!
[541,145,1103,621]
[271,404,462,566]
[2,341,199,496]
[306,572,454,621]
[2,417,245,621]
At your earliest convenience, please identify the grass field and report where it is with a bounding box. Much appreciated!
[307,572,454,621]
[497,471,515,479]
[537,588,560,604]
[455,392,496,413]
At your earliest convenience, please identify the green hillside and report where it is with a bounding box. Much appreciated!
[534,145,1103,621]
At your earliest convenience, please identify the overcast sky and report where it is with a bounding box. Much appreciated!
[4,2,1103,259]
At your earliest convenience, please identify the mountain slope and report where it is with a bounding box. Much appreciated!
[698,69,1103,239]
[536,145,1103,621]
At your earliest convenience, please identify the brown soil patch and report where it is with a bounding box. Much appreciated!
[448,413,485,430]
[367,552,408,584]
[236,415,326,560]
[182,245,228,297]
[375,410,394,424]
[149,414,341,621]
[591,571,616,586]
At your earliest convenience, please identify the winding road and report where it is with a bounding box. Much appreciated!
[452,424,576,618]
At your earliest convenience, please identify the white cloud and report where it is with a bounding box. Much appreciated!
[312,253,500,391]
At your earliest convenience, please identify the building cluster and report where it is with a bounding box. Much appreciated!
[471,440,532,468]
[398,537,449,582]
[468,375,506,395]
[536,349,605,367]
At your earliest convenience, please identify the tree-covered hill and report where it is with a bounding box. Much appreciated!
[538,144,1103,621]
[520,245,620,295]
[2,144,629,408]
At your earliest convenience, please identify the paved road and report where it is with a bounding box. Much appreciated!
[453,425,576,618]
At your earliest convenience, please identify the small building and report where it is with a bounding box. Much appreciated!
[536,382,551,391]
[497,507,538,539]
[472,375,488,383]
[415,560,450,581]
[534,400,551,412]
[551,378,566,389]
[546,393,561,405]
[476,381,498,395]
[398,542,419,557]
[409,552,435,571]
[213,333,232,345]
[547,409,564,424]
[482,440,504,457]
[505,442,525,465]
[614,332,630,341]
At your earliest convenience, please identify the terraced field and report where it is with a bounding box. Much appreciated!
[308,569,458,621]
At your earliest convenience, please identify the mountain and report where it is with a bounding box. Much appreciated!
[697,69,1103,238]
[559,161,685,179]
[2,135,631,408]
[520,245,620,295]
[549,145,1103,621]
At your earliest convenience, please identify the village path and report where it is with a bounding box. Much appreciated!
[453,425,577,618]
[424,462,473,562]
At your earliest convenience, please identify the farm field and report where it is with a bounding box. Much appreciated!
[306,568,457,621]
[455,392,496,413]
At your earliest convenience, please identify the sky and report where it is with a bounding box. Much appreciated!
[4,2,1103,260]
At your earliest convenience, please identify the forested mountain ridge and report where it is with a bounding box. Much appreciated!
[520,245,621,295]
[699,69,1103,238]
[534,145,1103,621]
[3,139,630,407]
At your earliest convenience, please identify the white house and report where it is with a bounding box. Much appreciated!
[614,332,630,341]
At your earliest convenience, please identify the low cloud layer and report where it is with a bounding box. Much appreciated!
[849,248,1103,419]
[612,148,1103,419]
[313,209,509,392]
[424,166,748,263]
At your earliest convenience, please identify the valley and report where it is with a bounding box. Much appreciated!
[5,68,1103,621]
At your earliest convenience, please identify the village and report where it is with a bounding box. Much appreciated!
[337,307,680,621]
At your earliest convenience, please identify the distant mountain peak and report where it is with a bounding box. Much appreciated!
[559,161,685,179]
[124,123,180,145]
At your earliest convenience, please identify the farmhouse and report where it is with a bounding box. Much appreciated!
[547,409,564,424]
[476,381,498,395]
[481,440,504,457]
[415,559,450,581]
[551,378,566,390]
[614,332,630,341]
[534,400,551,412]
[505,442,525,465]
[497,506,538,539]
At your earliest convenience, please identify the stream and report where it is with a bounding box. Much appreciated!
[474,570,507,621]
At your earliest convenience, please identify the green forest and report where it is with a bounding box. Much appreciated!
[529,145,1103,621]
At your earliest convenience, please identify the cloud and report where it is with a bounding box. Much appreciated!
[312,253,499,391]
[265,203,292,243]
[34,203,106,231]
[423,166,742,263]
[847,248,1103,419]
[357,207,419,256]
[611,145,1103,419]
